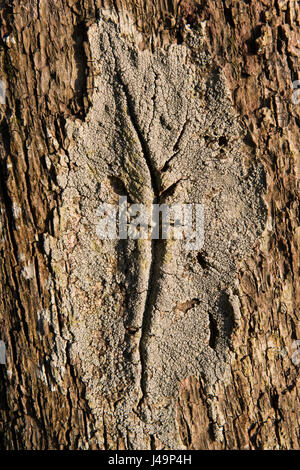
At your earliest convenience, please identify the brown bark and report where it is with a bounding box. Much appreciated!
[0,0,299,450]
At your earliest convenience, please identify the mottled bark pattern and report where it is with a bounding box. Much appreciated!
[0,0,299,449]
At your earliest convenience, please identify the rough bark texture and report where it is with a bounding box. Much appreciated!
[0,0,299,450]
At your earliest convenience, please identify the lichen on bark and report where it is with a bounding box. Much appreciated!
[0,0,299,450]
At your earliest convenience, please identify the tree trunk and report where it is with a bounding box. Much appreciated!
[0,0,299,450]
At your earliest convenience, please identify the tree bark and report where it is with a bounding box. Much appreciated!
[0,0,299,450]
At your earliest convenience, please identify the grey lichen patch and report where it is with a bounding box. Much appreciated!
[51,14,267,448]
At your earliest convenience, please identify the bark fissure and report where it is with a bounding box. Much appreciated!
[108,35,167,408]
